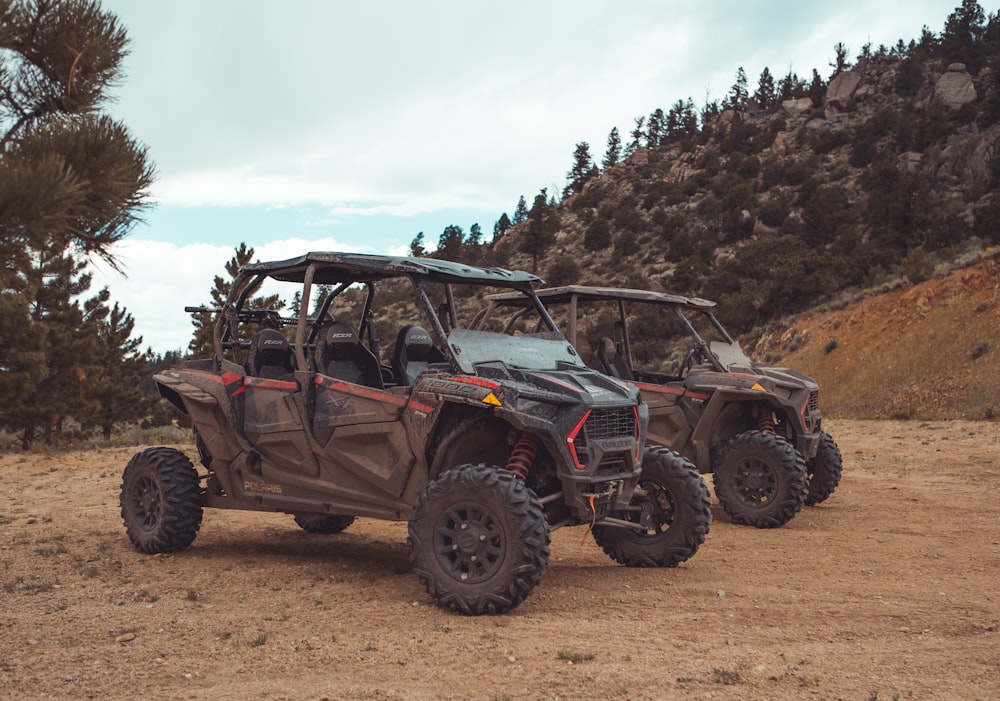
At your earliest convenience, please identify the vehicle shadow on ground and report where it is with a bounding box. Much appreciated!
[181,525,414,576]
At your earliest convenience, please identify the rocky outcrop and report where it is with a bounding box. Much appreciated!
[781,97,813,117]
[825,71,862,116]
[937,124,1000,182]
[933,63,977,109]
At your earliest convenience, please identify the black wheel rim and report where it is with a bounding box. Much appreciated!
[731,456,778,506]
[634,479,677,534]
[433,503,506,584]
[130,475,162,532]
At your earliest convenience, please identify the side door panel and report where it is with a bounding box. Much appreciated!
[312,377,414,498]
[637,383,690,452]
[242,378,320,476]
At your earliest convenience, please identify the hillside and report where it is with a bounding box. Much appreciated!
[490,49,1000,334]
[467,8,1000,422]
[746,254,1000,420]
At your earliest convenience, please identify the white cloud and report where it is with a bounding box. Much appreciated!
[109,0,960,220]
[92,236,370,353]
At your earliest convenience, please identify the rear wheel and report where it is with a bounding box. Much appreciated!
[593,447,712,567]
[293,513,356,534]
[120,447,203,553]
[713,430,807,528]
[408,464,550,615]
[805,431,843,505]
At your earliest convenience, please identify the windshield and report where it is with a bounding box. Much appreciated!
[446,329,584,374]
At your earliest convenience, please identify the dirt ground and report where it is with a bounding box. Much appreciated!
[2,419,998,701]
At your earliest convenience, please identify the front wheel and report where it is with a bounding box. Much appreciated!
[407,464,550,615]
[593,447,712,567]
[120,447,203,553]
[805,431,843,505]
[713,431,807,528]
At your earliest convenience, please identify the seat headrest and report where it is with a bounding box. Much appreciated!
[399,325,434,361]
[321,322,361,359]
[599,337,617,360]
[247,328,294,378]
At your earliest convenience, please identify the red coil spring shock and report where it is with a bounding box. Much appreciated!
[506,432,539,481]
[758,409,776,433]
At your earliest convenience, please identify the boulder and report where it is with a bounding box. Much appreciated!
[825,71,862,117]
[933,64,977,109]
[781,97,813,117]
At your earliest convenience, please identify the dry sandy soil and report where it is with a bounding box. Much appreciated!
[2,419,998,700]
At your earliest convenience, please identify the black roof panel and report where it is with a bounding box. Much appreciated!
[488,284,716,309]
[239,252,542,287]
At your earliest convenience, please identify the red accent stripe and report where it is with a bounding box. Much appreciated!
[447,376,500,390]
[634,382,710,401]
[723,372,763,383]
[244,378,297,390]
[566,410,591,470]
[633,406,641,462]
[529,374,583,393]
[314,377,408,407]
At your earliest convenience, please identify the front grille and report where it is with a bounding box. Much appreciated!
[808,391,820,413]
[572,407,638,469]
[584,407,637,441]
[596,456,629,476]
[571,407,639,474]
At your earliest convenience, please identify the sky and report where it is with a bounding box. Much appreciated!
[89,0,966,353]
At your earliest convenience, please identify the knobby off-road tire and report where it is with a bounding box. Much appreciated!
[120,447,203,553]
[713,430,807,528]
[293,513,356,534]
[407,464,550,615]
[805,431,843,506]
[593,447,712,567]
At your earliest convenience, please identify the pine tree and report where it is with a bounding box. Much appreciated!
[724,67,749,111]
[87,302,152,440]
[977,14,1000,125]
[681,98,699,135]
[602,127,622,170]
[646,108,665,147]
[0,244,103,448]
[808,69,826,105]
[754,67,777,110]
[466,223,481,247]
[624,116,645,157]
[666,102,682,137]
[778,68,801,100]
[188,243,283,357]
[410,232,427,257]
[563,141,597,199]
[492,213,511,242]
[0,292,45,440]
[940,0,986,70]
[830,42,852,78]
[0,0,153,446]
[436,225,465,261]
[0,0,154,272]
[519,189,560,272]
[512,196,529,225]
[700,100,721,129]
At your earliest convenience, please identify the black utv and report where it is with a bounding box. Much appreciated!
[477,285,842,529]
[120,254,712,614]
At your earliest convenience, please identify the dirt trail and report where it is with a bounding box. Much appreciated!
[2,419,999,700]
